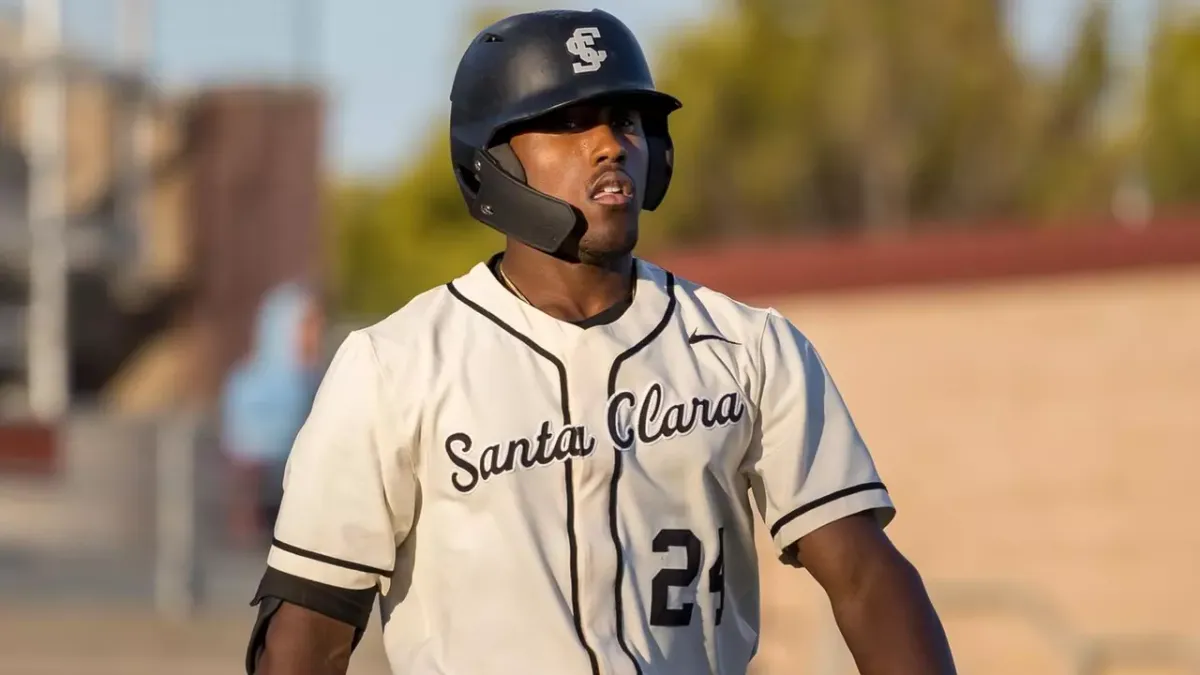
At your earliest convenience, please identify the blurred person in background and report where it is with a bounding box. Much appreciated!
[221,282,324,548]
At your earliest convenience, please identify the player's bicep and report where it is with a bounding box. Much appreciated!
[745,311,894,561]
[246,569,368,675]
[266,329,418,591]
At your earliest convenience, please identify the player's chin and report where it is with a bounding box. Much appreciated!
[576,216,638,264]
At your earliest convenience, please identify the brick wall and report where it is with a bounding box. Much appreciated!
[745,266,1200,674]
[187,86,326,403]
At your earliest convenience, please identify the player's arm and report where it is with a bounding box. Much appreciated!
[244,330,418,675]
[792,513,954,675]
[255,601,358,674]
[745,310,956,675]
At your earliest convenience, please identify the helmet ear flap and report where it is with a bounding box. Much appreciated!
[486,143,527,183]
[642,135,674,211]
[470,149,581,254]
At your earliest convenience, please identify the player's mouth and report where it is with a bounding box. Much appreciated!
[587,170,634,206]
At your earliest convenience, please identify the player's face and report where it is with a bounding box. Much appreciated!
[508,102,648,264]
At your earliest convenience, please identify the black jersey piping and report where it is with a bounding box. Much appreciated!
[446,281,601,675]
[604,272,677,675]
[768,481,889,538]
[271,538,393,577]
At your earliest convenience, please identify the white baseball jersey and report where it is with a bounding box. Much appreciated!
[265,257,895,675]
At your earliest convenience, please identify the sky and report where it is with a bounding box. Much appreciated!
[7,0,1164,178]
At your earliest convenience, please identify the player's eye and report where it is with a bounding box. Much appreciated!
[611,111,641,134]
[545,116,581,133]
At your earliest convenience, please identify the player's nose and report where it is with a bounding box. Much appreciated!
[586,123,627,167]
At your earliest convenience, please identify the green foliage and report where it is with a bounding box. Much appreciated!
[1145,14,1200,204]
[647,0,1120,239]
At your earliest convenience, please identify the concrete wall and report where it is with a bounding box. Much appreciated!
[747,265,1200,674]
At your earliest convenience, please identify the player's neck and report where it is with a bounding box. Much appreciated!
[499,243,634,323]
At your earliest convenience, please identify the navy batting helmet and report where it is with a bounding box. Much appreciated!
[449,9,682,254]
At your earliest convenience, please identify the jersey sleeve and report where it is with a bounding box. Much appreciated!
[265,329,418,592]
[745,309,895,559]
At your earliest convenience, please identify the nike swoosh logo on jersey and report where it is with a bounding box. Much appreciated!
[687,328,740,346]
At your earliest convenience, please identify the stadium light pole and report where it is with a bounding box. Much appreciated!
[114,0,155,290]
[115,0,200,619]
[292,0,321,84]
[117,0,154,67]
[23,0,69,421]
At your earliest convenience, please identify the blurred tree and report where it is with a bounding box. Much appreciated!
[1144,11,1200,205]
[645,0,1121,240]
[328,132,504,317]
[1015,0,1128,222]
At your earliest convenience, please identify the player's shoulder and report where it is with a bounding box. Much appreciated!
[649,260,780,342]
[347,276,467,358]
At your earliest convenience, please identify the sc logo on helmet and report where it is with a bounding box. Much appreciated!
[566,27,607,74]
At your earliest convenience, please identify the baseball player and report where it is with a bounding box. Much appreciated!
[245,9,956,675]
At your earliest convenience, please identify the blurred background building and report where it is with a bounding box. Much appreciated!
[0,0,1197,673]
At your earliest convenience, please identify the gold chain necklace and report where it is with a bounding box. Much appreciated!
[497,263,532,304]
[497,262,637,306]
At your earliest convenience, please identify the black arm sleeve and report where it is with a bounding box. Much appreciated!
[244,567,379,674]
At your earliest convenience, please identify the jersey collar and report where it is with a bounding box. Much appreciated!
[451,256,675,349]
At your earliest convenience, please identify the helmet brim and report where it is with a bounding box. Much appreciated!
[480,86,681,147]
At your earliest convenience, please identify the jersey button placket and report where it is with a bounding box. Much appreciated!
[565,332,625,673]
